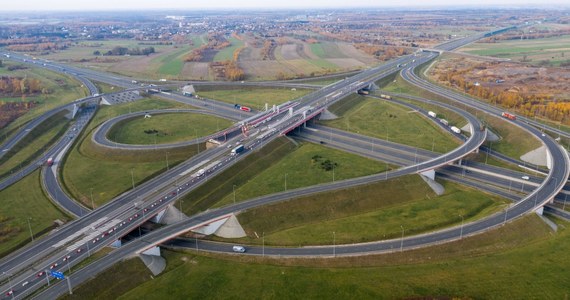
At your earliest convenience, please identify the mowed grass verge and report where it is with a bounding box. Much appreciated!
[0,170,69,258]
[179,137,297,215]
[107,113,233,145]
[0,111,69,179]
[230,175,507,246]
[321,96,461,153]
[62,98,199,206]
[381,73,542,159]
[195,87,312,111]
[66,215,568,299]
[214,141,389,208]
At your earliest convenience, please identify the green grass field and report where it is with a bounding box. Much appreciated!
[230,175,507,246]
[382,72,541,159]
[321,97,460,153]
[0,170,69,258]
[66,215,570,299]
[156,45,191,76]
[213,36,245,62]
[62,98,199,206]
[0,62,87,139]
[196,87,311,110]
[179,137,297,214]
[461,34,570,66]
[0,112,69,179]
[483,114,541,159]
[213,141,389,208]
[107,113,233,145]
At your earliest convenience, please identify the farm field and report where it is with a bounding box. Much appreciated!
[460,34,570,66]
[107,113,233,145]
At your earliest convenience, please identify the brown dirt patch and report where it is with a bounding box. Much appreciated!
[337,43,377,65]
[280,44,301,60]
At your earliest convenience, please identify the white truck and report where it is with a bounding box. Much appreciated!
[439,119,449,126]
[428,111,436,118]
[451,126,461,134]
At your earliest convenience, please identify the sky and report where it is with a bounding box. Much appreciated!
[0,0,568,11]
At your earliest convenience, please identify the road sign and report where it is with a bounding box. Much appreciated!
[50,271,65,279]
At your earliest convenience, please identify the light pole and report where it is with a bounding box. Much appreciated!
[165,151,169,170]
[284,173,288,191]
[233,185,236,204]
[27,217,34,241]
[459,215,464,239]
[333,231,336,257]
[130,169,135,190]
[400,225,404,252]
[3,272,14,299]
[90,188,94,209]
[485,142,492,164]
[564,193,567,210]
[262,231,265,257]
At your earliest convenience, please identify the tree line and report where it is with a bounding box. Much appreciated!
[93,46,155,56]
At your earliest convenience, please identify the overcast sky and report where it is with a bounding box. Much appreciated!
[0,0,568,11]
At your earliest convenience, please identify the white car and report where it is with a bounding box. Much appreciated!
[232,245,246,253]
[521,176,530,180]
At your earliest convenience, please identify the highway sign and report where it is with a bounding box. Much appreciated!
[50,271,65,279]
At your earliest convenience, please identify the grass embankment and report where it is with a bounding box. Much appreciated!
[0,111,69,179]
[93,81,122,94]
[381,73,542,160]
[62,98,199,207]
[66,215,570,299]
[0,62,87,140]
[321,96,460,153]
[179,137,296,215]
[107,113,233,145]
[214,141,389,207]
[484,115,541,159]
[0,170,69,258]
[195,87,311,110]
[231,176,507,246]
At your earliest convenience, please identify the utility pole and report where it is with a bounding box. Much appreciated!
[400,225,404,252]
[459,215,464,239]
[90,188,94,209]
[233,185,236,204]
[130,169,135,190]
[27,218,34,241]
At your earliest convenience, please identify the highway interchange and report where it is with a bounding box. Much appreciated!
[1,24,570,298]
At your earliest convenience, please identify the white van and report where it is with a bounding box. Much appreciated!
[521,176,530,180]
[232,245,246,253]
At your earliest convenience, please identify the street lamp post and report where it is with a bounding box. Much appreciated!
[400,225,404,252]
[3,272,14,299]
[90,188,94,209]
[233,185,236,204]
[564,193,567,210]
[333,231,336,257]
[130,169,135,190]
[262,231,265,257]
[459,215,464,239]
[284,174,288,191]
[165,152,169,170]
[27,217,34,241]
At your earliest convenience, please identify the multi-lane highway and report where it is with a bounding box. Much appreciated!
[3,24,570,298]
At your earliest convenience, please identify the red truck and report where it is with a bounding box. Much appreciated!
[47,157,54,166]
[501,112,516,121]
